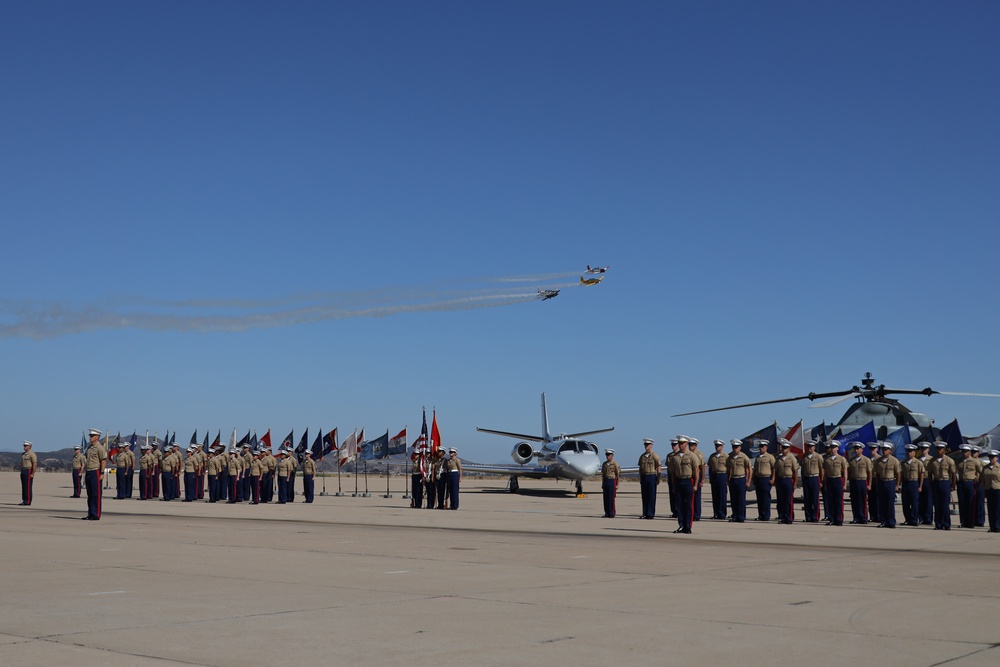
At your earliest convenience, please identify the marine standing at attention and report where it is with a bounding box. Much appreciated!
[847,442,872,524]
[726,439,751,523]
[982,450,1000,533]
[799,441,822,522]
[668,436,698,534]
[601,449,621,518]
[753,440,775,521]
[774,439,798,524]
[83,428,107,520]
[917,442,934,525]
[410,446,425,508]
[301,449,316,503]
[445,448,462,510]
[899,444,926,526]
[956,445,981,529]
[20,441,37,506]
[927,442,956,530]
[873,442,901,528]
[71,443,85,498]
[637,438,661,520]
[822,441,847,526]
[689,438,706,521]
[665,438,680,518]
[708,440,728,520]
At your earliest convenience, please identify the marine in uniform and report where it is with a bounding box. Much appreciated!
[689,438,706,521]
[927,441,956,530]
[774,439,798,524]
[20,441,37,505]
[227,450,242,502]
[847,442,872,524]
[799,441,822,522]
[866,442,881,523]
[821,440,846,526]
[708,440,728,520]
[159,446,173,501]
[752,440,775,521]
[726,439,751,522]
[982,450,1000,533]
[114,444,130,499]
[276,451,291,503]
[285,445,297,502]
[956,445,981,529]
[138,445,152,499]
[445,448,462,509]
[665,438,680,518]
[973,448,986,527]
[410,446,425,508]
[435,448,449,509]
[301,450,316,503]
[427,449,442,509]
[601,449,621,518]
[71,444,85,497]
[917,442,934,524]
[83,428,107,520]
[637,438,661,519]
[183,446,197,501]
[899,444,926,526]
[873,442,901,528]
[151,444,163,499]
[668,436,698,533]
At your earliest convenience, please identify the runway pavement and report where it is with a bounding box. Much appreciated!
[2,471,998,666]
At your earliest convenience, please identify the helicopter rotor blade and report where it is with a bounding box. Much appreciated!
[936,391,1000,398]
[807,393,860,409]
[671,390,855,417]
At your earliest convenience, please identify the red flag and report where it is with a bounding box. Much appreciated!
[782,420,804,457]
[259,429,272,452]
[339,431,357,467]
[430,410,442,454]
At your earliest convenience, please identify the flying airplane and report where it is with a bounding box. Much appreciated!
[579,275,604,286]
[672,371,1000,444]
[537,288,560,300]
[468,393,614,495]
[585,265,610,274]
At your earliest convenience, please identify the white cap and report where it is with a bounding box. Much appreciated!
[74,444,82,449]
[89,428,102,437]
[989,450,1000,457]
[449,448,457,453]
[643,438,654,446]
[676,435,689,443]
[605,448,615,455]
[713,439,725,446]
[730,439,743,448]
[779,439,791,448]
[23,440,32,447]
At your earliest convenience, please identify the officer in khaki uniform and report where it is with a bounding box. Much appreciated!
[445,448,462,509]
[899,443,926,526]
[708,440,728,520]
[301,450,317,503]
[665,438,680,518]
[973,447,987,527]
[276,451,292,503]
[917,442,934,524]
[982,450,1000,533]
[927,441,956,530]
[873,442,901,528]
[139,445,153,499]
[71,444,85,498]
[226,450,242,502]
[753,440,775,521]
[668,436,698,533]
[956,445,981,529]
[774,439,798,524]
[637,438,661,519]
[847,442,872,524]
[83,428,107,520]
[689,438,706,521]
[601,449,621,518]
[822,440,847,526]
[20,441,37,505]
[799,440,822,522]
[726,439,751,523]
[183,446,198,501]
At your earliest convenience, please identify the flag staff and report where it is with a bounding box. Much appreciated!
[384,427,392,498]
[362,459,371,498]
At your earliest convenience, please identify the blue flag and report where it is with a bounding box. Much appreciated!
[940,419,965,451]
[837,421,877,457]
[311,430,324,460]
[741,422,779,458]
[295,428,309,463]
[359,431,389,461]
[884,426,912,456]
[320,429,337,459]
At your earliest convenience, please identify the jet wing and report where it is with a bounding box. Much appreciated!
[475,427,546,442]
[461,462,553,479]
[562,427,615,439]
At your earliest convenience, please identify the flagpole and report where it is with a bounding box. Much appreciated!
[362,460,371,497]
[384,429,392,498]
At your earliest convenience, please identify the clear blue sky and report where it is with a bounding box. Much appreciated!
[2,2,999,462]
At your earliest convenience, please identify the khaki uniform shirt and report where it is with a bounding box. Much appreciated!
[445,456,462,473]
[823,454,847,479]
[927,455,956,481]
[708,452,728,474]
[775,453,799,478]
[982,463,1000,490]
[957,457,981,482]
[800,453,821,477]
[873,455,901,481]
[638,451,661,475]
[601,460,621,481]
[21,450,37,471]
[153,448,163,471]
[753,452,775,478]
[73,451,86,472]
[848,455,872,481]
[140,452,152,471]
[277,457,292,478]
[227,455,241,476]
[726,452,751,479]
[900,457,925,481]
[85,443,107,471]
[669,451,698,480]
[184,454,196,473]
[302,458,317,475]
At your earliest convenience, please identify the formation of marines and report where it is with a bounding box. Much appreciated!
[602,435,1000,534]
[409,446,462,509]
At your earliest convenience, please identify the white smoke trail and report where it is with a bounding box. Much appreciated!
[0,272,585,339]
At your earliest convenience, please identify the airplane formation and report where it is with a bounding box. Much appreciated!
[536,264,609,300]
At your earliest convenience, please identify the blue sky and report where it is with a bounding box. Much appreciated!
[2,2,999,461]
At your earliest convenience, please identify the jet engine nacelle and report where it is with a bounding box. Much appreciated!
[511,442,535,465]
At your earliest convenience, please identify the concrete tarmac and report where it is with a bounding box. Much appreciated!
[2,471,998,666]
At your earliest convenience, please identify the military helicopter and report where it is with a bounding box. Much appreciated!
[672,372,1000,442]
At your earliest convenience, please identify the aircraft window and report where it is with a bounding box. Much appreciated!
[583,442,598,453]
[559,441,581,453]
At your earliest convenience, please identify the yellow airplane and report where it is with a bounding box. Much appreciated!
[579,275,604,286]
